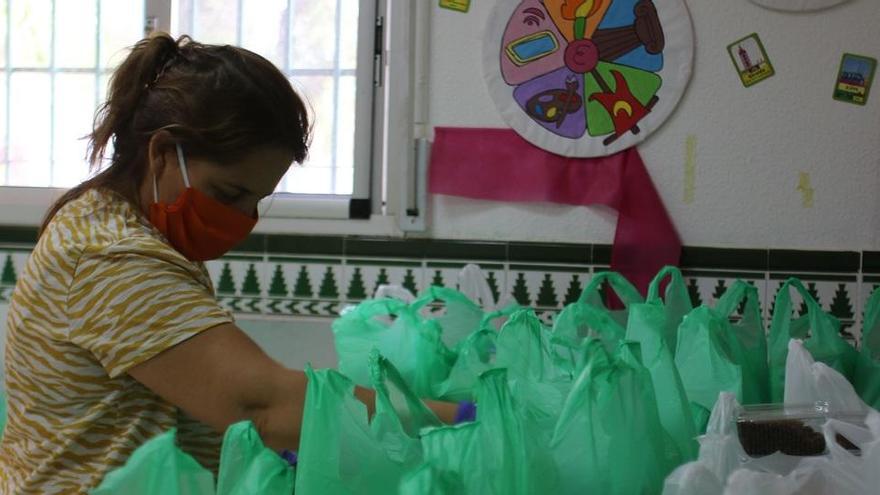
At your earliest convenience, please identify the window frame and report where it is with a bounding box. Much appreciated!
[0,0,412,236]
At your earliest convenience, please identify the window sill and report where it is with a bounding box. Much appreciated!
[0,186,401,238]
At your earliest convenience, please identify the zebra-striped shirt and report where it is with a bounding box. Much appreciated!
[0,188,233,493]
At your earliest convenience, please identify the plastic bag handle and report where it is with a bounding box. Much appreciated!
[769,278,826,340]
[479,303,520,329]
[715,280,760,318]
[646,265,686,303]
[862,287,880,357]
[346,298,411,320]
[368,350,441,435]
[577,271,644,306]
[457,264,498,310]
[373,284,417,303]
[411,286,480,313]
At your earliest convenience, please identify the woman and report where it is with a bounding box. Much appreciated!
[0,34,455,493]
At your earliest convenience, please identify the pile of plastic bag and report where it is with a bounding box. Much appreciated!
[91,420,295,494]
[319,265,880,494]
[90,264,880,494]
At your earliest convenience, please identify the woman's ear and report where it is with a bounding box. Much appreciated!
[147,130,177,180]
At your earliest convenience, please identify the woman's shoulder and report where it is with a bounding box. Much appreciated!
[47,188,156,248]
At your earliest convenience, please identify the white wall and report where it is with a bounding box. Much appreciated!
[425,0,880,250]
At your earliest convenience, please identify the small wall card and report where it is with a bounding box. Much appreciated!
[439,0,471,13]
[833,53,876,106]
[727,33,775,87]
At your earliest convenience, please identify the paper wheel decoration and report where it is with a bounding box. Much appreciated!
[748,0,849,11]
[484,0,694,157]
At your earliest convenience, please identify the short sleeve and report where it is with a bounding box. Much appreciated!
[68,236,233,378]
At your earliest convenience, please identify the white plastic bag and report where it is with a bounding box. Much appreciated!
[457,264,514,312]
[663,339,880,495]
[374,284,417,303]
[784,339,868,414]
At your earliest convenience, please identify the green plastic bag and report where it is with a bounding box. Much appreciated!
[625,302,698,464]
[216,421,294,495]
[332,298,455,398]
[397,463,463,495]
[551,276,630,354]
[854,286,880,409]
[432,327,496,402]
[715,280,770,404]
[578,271,645,328]
[551,340,673,495]
[414,368,557,495]
[411,286,487,349]
[768,278,858,402]
[496,310,575,449]
[430,305,521,401]
[645,266,694,355]
[295,352,440,495]
[674,306,745,434]
[91,429,214,495]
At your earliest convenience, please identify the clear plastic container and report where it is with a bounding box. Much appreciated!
[736,401,864,457]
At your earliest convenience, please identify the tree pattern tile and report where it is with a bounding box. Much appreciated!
[268,265,290,297]
[344,265,374,301]
[1,253,17,285]
[505,268,587,311]
[0,250,29,289]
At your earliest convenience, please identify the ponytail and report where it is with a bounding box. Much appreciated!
[88,32,182,167]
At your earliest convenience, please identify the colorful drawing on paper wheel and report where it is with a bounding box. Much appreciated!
[727,33,775,88]
[833,53,876,106]
[483,0,695,157]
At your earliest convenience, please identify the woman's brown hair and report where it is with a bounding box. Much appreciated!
[40,33,310,235]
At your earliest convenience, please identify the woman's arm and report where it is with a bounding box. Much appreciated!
[128,324,458,451]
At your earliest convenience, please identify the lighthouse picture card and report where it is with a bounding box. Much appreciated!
[727,33,775,87]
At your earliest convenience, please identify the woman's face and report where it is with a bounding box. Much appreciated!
[154,144,294,217]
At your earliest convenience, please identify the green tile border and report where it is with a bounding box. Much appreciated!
[267,256,342,264]
[769,249,860,273]
[266,235,344,256]
[426,261,505,270]
[593,244,612,265]
[346,238,426,258]
[509,263,590,273]
[863,252,880,274]
[681,269,765,280]
[508,242,589,264]
[230,234,266,253]
[0,226,38,245]
[681,247,767,271]
[346,258,422,267]
[769,273,858,282]
[422,240,507,261]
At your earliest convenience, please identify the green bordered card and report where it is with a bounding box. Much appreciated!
[833,53,876,106]
[727,33,775,88]
[439,0,470,13]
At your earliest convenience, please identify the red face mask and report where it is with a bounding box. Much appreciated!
[149,144,258,261]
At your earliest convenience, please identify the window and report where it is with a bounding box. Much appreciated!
[0,0,142,189]
[0,0,386,224]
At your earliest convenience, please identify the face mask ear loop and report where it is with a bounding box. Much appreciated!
[175,143,192,188]
[152,175,159,203]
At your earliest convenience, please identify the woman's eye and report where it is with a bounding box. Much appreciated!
[214,190,239,203]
